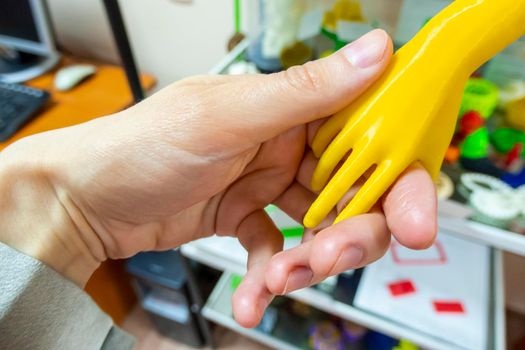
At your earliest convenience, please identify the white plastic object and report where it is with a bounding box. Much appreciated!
[54,64,96,91]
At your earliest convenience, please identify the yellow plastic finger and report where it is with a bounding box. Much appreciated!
[311,137,366,192]
[311,112,350,158]
[304,151,372,228]
[334,161,398,224]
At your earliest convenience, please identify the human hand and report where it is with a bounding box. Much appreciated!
[0,30,437,327]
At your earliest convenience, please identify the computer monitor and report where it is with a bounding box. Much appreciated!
[0,0,59,83]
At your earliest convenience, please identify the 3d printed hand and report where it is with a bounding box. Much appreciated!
[304,0,525,228]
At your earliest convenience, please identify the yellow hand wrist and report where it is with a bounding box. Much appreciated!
[401,0,525,75]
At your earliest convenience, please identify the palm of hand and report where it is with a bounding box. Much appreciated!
[67,108,307,258]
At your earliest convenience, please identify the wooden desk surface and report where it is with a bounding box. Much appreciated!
[1,56,156,149]
[1,57,156,324]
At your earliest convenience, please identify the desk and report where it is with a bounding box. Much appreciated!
[0,57,156,324]
[0,57,155,147]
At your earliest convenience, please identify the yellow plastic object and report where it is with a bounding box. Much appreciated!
[323,0,365,31]
[280,42,313,69]
[394,339,419,350]
[507,97,525,131]
[333,0,365,22]
[304,0,525,228]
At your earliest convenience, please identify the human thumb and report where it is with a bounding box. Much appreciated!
[222,29,393,142]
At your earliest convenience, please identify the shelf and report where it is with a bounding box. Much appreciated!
[182,231,505,350]
[439,200,525,257]
[493,250,506,350]
[289,288,467,350]
[202,272,302,350]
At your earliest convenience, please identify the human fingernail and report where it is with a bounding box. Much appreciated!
[332,246,364,273]
[342,30,389,68]
[283,267,313,294]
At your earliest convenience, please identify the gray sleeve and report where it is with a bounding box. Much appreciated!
[0,243,135,350]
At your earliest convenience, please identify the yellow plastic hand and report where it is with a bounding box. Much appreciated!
[304,0,525,228]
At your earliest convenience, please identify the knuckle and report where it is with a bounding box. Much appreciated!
[309,240,338,276]
[268,251,287,273]
[282,62,325,95]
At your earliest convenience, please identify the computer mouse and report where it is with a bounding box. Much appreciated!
[54,64,96,91]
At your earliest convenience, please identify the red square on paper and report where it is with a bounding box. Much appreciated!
[433,300,466,314]
[388,280,416,297]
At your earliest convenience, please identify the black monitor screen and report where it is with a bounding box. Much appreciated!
[0,0,40,43]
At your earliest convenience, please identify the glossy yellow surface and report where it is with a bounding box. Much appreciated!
[323,0,365,31]
[507,98,525,131]
[304,0,525,228]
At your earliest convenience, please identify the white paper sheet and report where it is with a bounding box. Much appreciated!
[354,233,490,350]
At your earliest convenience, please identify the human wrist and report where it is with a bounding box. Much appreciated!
[0,138,104,287]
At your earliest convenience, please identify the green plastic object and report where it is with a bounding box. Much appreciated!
[491,128,525,155]
[281,226,305,238]
[265,205,304,238]
[459,78,500,119]
[321,28,348,51]
[461,127,490,159]
[265,204,279,214]
[234,0,241,33]
[321,27,337,41]
[231,274,243,291]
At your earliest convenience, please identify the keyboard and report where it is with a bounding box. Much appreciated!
[0,81,50,142]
